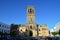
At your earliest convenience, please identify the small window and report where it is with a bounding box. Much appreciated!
[0,29,1,31]
[7,27,8,28]
[0,24,1,27]
[4,30,6,33]
[5,26,6,28]
[7,30,9,33]
[7,26,9,28]
[2,30,3,32]
[2,25,4,27]
[42,28,46,30]
[39,29,40,31]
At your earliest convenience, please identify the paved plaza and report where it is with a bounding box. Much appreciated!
[0,36,60,40]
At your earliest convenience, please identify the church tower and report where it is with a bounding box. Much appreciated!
[26,6,36,30]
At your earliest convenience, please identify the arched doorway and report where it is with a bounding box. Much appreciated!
[29,31,33,36]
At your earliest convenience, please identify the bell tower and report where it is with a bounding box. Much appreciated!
[26,6,36,30]
[26,6,35,24]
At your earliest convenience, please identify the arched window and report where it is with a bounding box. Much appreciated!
[39,29,40,31]
[30,8,32,13]
[30,26,32,29]
[40,25,42,27]
[21,29,22,31]
[26,29,27,31]
[28,8,34,13]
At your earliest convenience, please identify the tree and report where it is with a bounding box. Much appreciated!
[10,24,19,37]
[52,32,58,36]
[59,29,60,36]
[0,32,3,36]
[10,31,17,37]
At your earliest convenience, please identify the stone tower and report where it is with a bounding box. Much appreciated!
[26,6,37,36]
[26,6,36,29]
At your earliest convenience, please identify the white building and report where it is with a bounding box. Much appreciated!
[0,22,10,34]
[50,22,60,36]
[50,22,60,32]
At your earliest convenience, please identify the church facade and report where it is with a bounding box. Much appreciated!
[11,6,49,37]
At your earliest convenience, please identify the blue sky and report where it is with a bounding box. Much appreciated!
[0,0,60,30]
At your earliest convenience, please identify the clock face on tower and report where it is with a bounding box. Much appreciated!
[28,8,34,13]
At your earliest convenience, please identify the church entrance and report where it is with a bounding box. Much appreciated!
[29,31,33,36]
